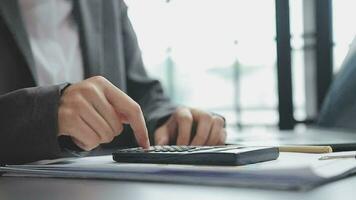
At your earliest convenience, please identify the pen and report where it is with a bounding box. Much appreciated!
[278,145,333,154]
[319,154,356,160]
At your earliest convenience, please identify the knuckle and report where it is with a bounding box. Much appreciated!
[131,103,142,115]
[59,107,75,118]
[76,103,88,115]
[90,76,109,85]
[175,106,186,113]
[214,117,225,127]
[80,83,97,95]
[71,94,84,105]
[64,95,86,114]
[201,114,213,123]
[174,107,188,115]
[177,114,193,124]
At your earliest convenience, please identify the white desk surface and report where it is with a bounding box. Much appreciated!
[0,175,355,200]
[1,127,356,200]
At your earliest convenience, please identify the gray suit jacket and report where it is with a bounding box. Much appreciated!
[0,0,175,164]
[318,38,356,131]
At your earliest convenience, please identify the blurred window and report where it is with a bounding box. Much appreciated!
[332,0,356,73]
[125,0,278,128]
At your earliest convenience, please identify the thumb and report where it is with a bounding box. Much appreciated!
[154,124,170,145]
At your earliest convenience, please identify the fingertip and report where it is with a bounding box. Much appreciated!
[138,133,150,149]
[145,139,151,149]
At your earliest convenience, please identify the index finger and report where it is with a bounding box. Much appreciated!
[102,82,150,148]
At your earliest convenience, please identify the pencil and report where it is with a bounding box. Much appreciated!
[278,145,333,154]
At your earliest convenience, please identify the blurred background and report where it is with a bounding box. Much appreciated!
[124,0,356,132]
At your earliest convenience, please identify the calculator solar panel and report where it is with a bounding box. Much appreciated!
[112,145,279,166]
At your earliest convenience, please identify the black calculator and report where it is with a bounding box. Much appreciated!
[112,145,279,166]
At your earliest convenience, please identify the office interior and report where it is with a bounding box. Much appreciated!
[2,0,356,200]
[126,0,352,133]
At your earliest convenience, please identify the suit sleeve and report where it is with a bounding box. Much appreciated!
[0,84,67,164]
[317,38,356,131]
[119,1,176,142]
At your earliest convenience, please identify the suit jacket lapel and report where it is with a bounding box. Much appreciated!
[0,0,103,82]
[73,0,103,78]
[0,0,37,82]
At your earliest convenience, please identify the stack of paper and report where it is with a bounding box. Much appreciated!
[227,127,356,151]
[1,152,356,191]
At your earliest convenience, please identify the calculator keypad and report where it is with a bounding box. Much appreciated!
[113,145,280,166]
[116,145,219,153]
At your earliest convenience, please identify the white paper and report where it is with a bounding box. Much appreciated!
[1,152,356,190]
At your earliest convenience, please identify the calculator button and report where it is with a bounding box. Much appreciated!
[165,147,175,152]
[143,147,155,152]
[173,146,184,152]
[178,146,189,151]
